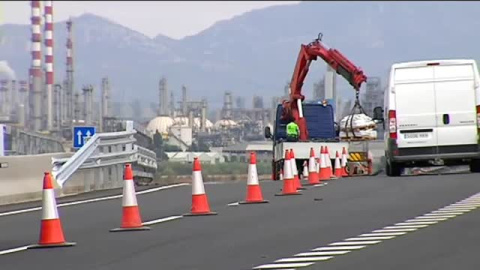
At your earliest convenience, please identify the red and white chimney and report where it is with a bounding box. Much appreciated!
[44,0,54,130]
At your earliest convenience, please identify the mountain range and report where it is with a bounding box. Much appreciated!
[1,1,480,112]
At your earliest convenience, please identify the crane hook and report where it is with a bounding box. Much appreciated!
[317,33,323,41]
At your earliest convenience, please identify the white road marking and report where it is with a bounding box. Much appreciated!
[360,232,407,236]
[253,262,314,269]
[0,183,189,218]
[384,224,429,229]
[227,202,240,206]
[313,183,327,187]
[424,213,458,217]
[252,192,480,269]
[414,216,452,220]
[0,245,29,256]
[395,221,438,225]
[275,256,333,263]
[329,241,381,246]
[312,246,366,251]
[295,251,350,256]
[346,236,395,241]
[373,228,418,233]
[142,215,183,226]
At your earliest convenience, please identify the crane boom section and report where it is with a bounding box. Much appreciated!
[282,36,367,141]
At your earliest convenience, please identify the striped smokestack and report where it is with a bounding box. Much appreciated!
[30,0,43,131]
[66,18,74,124]
[44,0,54,130]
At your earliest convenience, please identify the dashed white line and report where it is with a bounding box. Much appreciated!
[253,262,315,269]
[275,256,333,263]
[0,183,189,218]
[373,228,418,233]
[295,251,350,256]
[346,236,396,241]
[142,215,183,226]
[0,245,29,256]
[384,224,429,229]
[360,232,407,236]
[312,246,366,251]
[227,202,240,207]
[330,241,381,245]
[395,221,439,225]
[252,192,480,270]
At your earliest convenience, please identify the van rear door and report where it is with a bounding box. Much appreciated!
[394,66,438,148]
[434,64,477,149]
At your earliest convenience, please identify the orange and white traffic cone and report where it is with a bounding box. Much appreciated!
[302,161,308,180]
[318,146,330,181]
[239,152,269,204]
[28,172,76,249]
[184,157,217,216]
[325,146,335,178]
[307,147,320,185]
[334,151,343,178]
[341,147,349,177]
[276,149,301,196]
[110,164,150,232]
[290,149,305,190]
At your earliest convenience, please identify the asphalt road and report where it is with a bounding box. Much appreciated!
[0,172,479,270]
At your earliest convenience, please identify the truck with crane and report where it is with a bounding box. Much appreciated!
[264,33,376,180]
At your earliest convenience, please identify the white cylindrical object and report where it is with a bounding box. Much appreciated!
[247,164,259,185]
[192,171,206,195]
[42,189,59,220]
[122,179,138,207]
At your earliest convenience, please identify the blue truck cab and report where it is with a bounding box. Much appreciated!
[265,102,340,180]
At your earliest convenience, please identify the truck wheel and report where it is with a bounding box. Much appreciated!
[386,157,401,177]
[470,159,480,173]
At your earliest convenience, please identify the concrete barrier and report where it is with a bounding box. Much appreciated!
[0,153,124,206]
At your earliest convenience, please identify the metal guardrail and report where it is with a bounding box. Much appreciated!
[51,121,157,187]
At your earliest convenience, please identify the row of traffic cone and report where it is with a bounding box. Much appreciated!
[29,151,271,248]
[28,146,347,248]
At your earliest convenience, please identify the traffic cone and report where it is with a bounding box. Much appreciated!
[318,146,330,181]
[325,146,334,178]
[341,147,349,177]
[302,161,308,179]
[184,157,217,216]
[239,152,269,204]
[110,164,150,232]
[290,149,305,190]
[307,147,320,185]
[28,172,76,249]
[334,151,343,178]
[276,149,301,196]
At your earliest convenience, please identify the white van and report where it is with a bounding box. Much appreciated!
[375,59,480,176]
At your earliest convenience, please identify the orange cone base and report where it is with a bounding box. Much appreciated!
[239,185,269,204]
[29,219,76,249]
[184,194,217,216]
[28,242,76,249]
[275,180,302,196]
[110,206,150,232]
[110,226,150,232]
[318,172,331,181]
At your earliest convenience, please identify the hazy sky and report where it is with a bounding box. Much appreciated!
[0,1,299,39]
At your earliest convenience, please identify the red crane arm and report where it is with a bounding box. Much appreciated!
[281,34,368,141]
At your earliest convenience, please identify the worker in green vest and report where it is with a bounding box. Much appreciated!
[286,121,300,142]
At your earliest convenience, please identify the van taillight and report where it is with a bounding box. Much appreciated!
[389,110,397,139]
[477,105,480,128]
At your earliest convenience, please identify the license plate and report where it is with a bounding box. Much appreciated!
[404,132,429,139]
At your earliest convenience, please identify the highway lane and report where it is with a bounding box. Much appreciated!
[0,173,479,270]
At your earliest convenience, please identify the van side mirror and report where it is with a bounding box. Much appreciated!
[372,106,384,122]
[264,126,272,139]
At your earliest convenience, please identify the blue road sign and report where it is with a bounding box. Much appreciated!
[73,126,96,148]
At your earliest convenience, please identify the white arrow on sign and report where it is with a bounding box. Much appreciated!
[85,130,92,143]
[77,130,83,145]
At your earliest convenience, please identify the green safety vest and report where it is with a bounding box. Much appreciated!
[286,122,299,137]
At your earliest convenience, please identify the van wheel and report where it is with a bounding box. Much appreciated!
[386,158,401,177]
[469,159,480,173]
